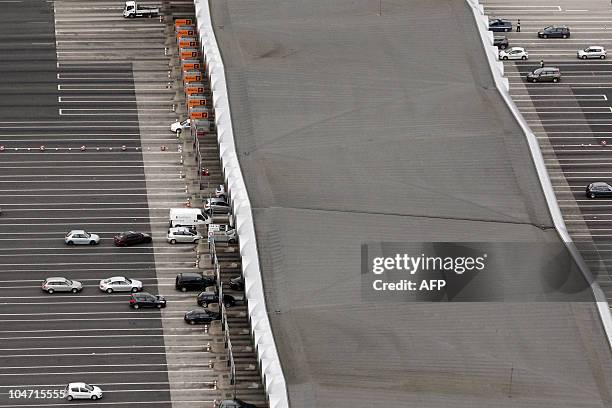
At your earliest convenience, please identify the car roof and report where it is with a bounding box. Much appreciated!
[179,272,203,278]
[108,276,127,281]
[508,47,524,51]
[68,382,88,387]
[69,230,86,234]
[591,182,611,187]
[169,226,195,232]
[46,277,68,281]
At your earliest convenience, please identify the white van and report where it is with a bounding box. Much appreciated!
[169,208,210,227]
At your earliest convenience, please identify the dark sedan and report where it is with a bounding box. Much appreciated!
[228,275,244,291]
[129,292,166,309]
[114,231,152,246]
[197,291,239,307]
[586,182,612,198]
[489,18,512,32]
[494,35,508,50]
[184,309,221,325]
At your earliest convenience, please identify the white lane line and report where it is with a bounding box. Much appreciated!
[0,318,188,322]
[0,301,194,306]
[0,346,199,351]
[0,327,193,332]
[0,381,210,388]
[0,363,211,370]
[0,369,212,376]
[0,352,205,358]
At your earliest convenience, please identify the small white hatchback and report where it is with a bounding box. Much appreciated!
[65,383,103,401]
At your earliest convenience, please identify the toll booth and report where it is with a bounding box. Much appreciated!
[184,82,209,95]
[181,59,204,72]
[179,47,202,60]
[174,18,193,28]
[187,94,208,108]
[189,105,212,120]
[183,69,203,85]
[175,25,197,38]
[191,119,217,182]
[177,37,199,49]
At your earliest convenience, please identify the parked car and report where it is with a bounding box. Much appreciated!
[577,46,606,60]
[204,197,231,214]
[167,227,202,244]
[99,276,142,293]
[65,383,103,401]
[184,308,221,325]
[113,231,152,246]
[170,118,191,133]
[65,230,100,245]
[219,399,257,408]
[42,277,82,294]
[494,35,509,50]
[489,18,512,32]
[197,291,241,307]
[538,25,570,38]
[527,67,561,83]
[129,292,166,309]
[499,47,528,60]
[586,182,612,198]
[175,272,215,292]
[228,275,244,291]
[211,228,238,244]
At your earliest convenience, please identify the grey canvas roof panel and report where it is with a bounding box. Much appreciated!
[208,0,612,406]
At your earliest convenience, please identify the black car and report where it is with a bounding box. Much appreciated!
[184,308,221,325]
[494,35,509,50]
[489,18,512,32]
[586,182,612,198]
[538,25,570,38]
[526,67,561,83]
[129,292,166,309]
[114,231,152,246]
[175,272,215,292]
[228,275,244,291]
[197,291,238,307]
[219,399,257,408]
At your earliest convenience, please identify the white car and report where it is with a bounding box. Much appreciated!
[65,383,103,401]
[170,118,191,133]
[499,47,528,60]
[65,230,100,245]
[167,227,202,244]
[577,46,606,59]
[211,228,238,244]
[99,276,143,293]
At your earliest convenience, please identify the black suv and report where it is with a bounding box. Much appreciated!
[184,309,221,325]
[197,291,239,307]
[175,272,215,292]
[494,35,508,49]
[219,400,257,408]
[538,25,570,38]
[489,18,512,32]
[129,292,166,309]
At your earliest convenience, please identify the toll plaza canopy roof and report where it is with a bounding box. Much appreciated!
[208,0,612,406]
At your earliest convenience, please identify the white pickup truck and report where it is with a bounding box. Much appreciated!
[123,1,159,18]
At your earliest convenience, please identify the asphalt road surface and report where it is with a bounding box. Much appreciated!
[0,2,175,407]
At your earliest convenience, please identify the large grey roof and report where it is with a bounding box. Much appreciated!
[209,0,612,406]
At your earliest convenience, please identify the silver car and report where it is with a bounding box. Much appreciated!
[204,198,231,214]
[211,228,238,244]
[167,227,202,244]
[577,46,606,59]
[99,276,143,293]
[65,230,100,245]
[42,277,82,294]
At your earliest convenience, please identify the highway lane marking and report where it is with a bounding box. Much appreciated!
[0,381,212,388]
[0,327,196,332]
[0,363,212,370]
[0,301,194,306]
[0,318,190,322]
[0,261,183,266]
[0,345,201,351]
[0,352,206,358]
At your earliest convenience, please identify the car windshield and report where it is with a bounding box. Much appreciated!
[84,384,94,391]
[65,279,73,285]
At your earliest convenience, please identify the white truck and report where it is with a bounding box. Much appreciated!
[169,208,210,227]
[123,1,159,18]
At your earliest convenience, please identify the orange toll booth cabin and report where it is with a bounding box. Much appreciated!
[184,82,210,96]
[189,106,212,120]
[177,37,199,49]
[187,95,208,108]
[174,18,193,28]
[175,25,196,38]
[179,47,202,60]
[183,69,203,84]
[181,59,203,71]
